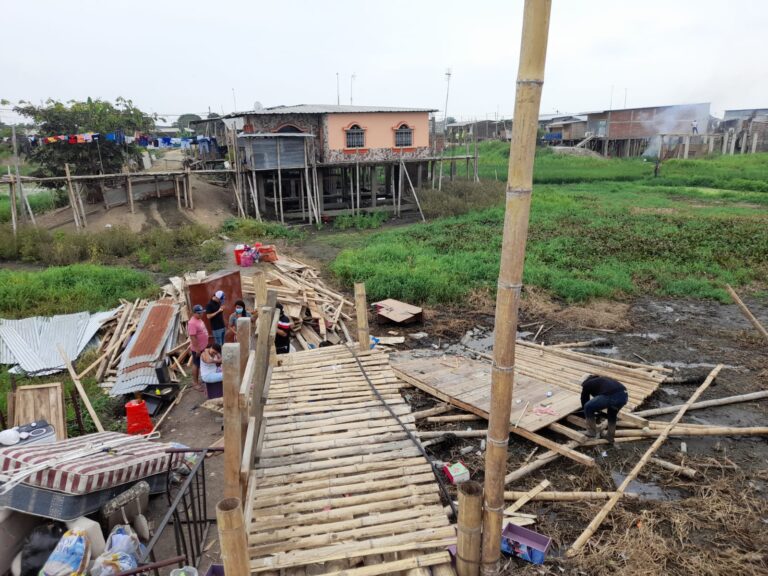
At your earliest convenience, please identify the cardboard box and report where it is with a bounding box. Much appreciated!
[443,462,470,484]
[501,523,551,565]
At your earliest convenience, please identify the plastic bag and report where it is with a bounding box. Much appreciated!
[90,524,145,576]
[19,523,65,576]
[90,551,138,576]
[40,528,90,576]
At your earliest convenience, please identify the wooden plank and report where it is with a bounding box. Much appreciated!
[12,383,67,441]
[58,347,104,432]
[503,480,550,515]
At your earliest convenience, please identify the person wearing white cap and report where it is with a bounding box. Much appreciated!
[206,290,227,346]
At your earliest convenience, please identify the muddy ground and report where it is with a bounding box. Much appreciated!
[143,244,767,575]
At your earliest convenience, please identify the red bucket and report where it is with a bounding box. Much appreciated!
[234,248,246,266]
[125,400,153,435]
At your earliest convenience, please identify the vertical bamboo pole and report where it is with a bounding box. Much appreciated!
[567,364,723,554]
[253,306,274,418]
[223,343,242,499]
[64,164,81,230]
[354,283,369,349]
[7,167,17,237]
[253,271,268,308]
[355,161,361,215]
[174,177,182,211]
[457,481,483,576]
[216,498,250,576]
[480,2,552,573]
[127,176,135,214]
[237,316,252,448]
[11,125,35,226]
[75,181,88,228]
[186,168,194,210]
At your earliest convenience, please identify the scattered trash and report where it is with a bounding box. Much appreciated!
[501,523,551,565]
[443,462,470,484]
[372,299,423,325]
[680,442,687,454]
[410,332,429,340]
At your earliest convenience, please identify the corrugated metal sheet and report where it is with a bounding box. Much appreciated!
[111,300,179,397]
[0,309,118,375]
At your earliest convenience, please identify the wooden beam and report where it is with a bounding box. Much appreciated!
[354,283,370,348]
[457,481,482,576]
[216,498,250,576]
[503,479,550,515]
[633,390,768,418]
[223,343,242,499]
[58,347,104,432]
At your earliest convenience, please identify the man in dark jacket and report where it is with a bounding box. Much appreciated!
[580,374,629,443]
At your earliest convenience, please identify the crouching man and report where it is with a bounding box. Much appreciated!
[580,374,629,443]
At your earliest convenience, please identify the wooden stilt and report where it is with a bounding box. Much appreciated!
[223,342,243,499]
[401,160,426,222]
[186,168,194,210]
[174,177,182,211]
[64,164,82,230]
[456,481,482,576]
[216,498,250,576]
[355,161,361,216]
[276,141,284,223]
[481,1,552,573]
[75,181,88,228]
[7,169,17,236]
[354,283,369,348]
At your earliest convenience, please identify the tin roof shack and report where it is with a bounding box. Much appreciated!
[544,116,587,144]
[586,103,711,158]
[446,119,512,143]
[222,104,476,221]
[722,108,768,153]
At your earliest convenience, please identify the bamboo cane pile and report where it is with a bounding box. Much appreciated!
[242,256,354,349]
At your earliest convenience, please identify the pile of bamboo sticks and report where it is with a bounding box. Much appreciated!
[242,256,354,349]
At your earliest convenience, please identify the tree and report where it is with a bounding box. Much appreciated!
[175,113,202,131]
[13,97,156,179]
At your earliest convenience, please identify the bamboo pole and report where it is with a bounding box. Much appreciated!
[276,141,284,223]
[457,481,482,576]
[64,163,81,230]
[726,284,768,341]
[401,159,426,222]
[11,125,35,226]
[649,457,697,479]
[216,498,250,576]
[481,3,552,571]
[223,343,243,499]
[58,347,105,432]
[633,390,768,418]
[74,181,88,228]
[504,490,640,501]
[7,167,17,236]
[354,283,370,348]
[567,364,723,555]
[503,479,550,515]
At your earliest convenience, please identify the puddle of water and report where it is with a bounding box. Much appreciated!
[611,472,684,501]
[626,332,664,341]
[662,361,743,371]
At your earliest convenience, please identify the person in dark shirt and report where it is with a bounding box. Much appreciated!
[275,303,292,354]
[206,290,226,346]
[580,374,628,443]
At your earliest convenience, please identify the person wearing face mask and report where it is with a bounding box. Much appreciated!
[228,299,252,342]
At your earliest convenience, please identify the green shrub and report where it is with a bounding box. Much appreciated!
[221,218,304,241]
[333,212,389,230]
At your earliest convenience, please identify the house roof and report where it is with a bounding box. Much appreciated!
[224,104,437,117]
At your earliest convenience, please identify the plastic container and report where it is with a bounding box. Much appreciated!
[125,400,153,435]
[170,568,199,576]
[205,380,223,400]
[258,245,278,263]
[501,523,551,565]
[240,252,254,267]
[233,248,246,266]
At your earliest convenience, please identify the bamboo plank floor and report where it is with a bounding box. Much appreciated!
[247,346,456,575]
[392,348,666,432]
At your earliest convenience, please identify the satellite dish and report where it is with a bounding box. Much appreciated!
[253,101,263,110]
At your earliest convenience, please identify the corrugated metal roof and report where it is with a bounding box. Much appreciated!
[0,310,118,376]
[111,300,179,396]
[225,104,437,117]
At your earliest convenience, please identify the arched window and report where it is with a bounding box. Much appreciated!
[345,124,365,148]
[276,124,304,133]
[395,123,413,147]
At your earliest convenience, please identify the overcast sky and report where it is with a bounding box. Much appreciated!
[2,0,766,125]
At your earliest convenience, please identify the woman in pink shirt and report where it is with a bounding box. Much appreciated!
[188,304,210,391]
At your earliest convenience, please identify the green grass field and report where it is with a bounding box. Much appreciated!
[330,150,768,304]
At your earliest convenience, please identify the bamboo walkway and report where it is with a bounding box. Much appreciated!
[244,345,457,575]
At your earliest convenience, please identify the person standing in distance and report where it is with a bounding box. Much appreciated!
[187,304,209,391]
[206,290,226,346]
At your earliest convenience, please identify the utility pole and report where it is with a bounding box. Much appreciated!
[437,68,452,191]
[336,73,340,105]
[350,73,356,105]
[480,1,552,574]
[232,88,237,112]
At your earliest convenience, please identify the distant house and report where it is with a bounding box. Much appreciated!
[188,104,478,221]
[446,119,511,142]
[721,108,768,153]
[543,116,587,144]
[584,103,711,157]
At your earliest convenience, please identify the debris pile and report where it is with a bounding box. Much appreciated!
[242,256,354,348]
